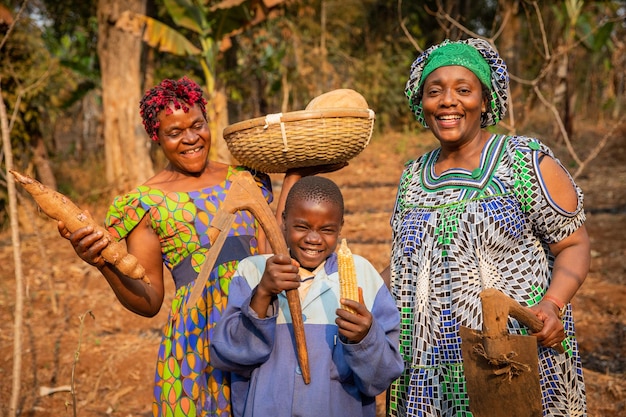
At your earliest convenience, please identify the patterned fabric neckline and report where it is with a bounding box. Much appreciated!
[143,164,236,197]
[421,134,506,192]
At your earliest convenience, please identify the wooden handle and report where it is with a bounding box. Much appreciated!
[186,171,310,384]
[480,288,565,354]
[229,173,310,384]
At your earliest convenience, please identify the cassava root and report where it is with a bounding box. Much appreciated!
[10,170,150,284]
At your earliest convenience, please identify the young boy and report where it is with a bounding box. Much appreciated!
[210,176,403,417]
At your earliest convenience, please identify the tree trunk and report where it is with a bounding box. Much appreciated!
[97,0,153,194]
[212,87,236,165]
[553,49,572,141]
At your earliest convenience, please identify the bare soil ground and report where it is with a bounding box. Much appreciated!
[0,125,624,416]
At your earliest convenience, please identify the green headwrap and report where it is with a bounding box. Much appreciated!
[418,42,491,89]
[406,38,509,128]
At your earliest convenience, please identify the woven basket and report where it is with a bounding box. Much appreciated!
[223,108,375,173]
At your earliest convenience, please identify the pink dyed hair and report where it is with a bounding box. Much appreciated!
[139,76,207,141]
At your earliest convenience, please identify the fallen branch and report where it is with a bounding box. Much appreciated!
[39,385,72,397]
[70,311,95,417]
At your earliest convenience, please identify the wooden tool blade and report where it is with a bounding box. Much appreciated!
[460,326,542,417]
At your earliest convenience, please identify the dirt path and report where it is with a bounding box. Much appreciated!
[0,131,624,416]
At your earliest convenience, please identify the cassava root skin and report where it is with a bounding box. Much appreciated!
[10,170,150,284]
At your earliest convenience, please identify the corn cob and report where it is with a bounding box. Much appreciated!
[337,238,359,313]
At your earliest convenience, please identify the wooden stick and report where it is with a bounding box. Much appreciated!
[185,171,311,384]
[480,288,565,354]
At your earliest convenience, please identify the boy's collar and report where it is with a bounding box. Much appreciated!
[298,261,326,281]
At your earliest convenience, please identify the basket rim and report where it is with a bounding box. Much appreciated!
[223,108,375,136]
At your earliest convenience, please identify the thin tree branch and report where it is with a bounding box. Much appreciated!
[573,116,626,179]
[4,58,54,133]
[528,1,551,59]
[532,84,582,166]
[0,0,29,53]
[2,77,25,417]
[71,311,96,417]
[398,0,422,53]
[490,6,511,42]
[433,6,484,40]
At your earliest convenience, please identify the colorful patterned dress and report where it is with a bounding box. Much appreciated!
[387,134,587,417]
[105,166,272,417]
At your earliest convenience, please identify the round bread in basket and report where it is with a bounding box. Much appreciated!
[223,89,375,173]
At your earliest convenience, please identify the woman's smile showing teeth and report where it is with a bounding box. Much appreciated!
[182,147,202,154]
[435,113,463,129]
[438,114,461,120]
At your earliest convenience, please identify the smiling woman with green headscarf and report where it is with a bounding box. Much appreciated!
[385,38,590,417]
[405,38,509,129]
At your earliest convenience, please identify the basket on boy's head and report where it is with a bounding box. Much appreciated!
[223,89,375,173]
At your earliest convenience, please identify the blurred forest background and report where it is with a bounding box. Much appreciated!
[1,1,626,416]
[1,0,624,209]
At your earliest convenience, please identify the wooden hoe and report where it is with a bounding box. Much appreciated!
[184,170,311,384]
[459,288,563,417]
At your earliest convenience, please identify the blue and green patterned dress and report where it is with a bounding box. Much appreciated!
[106,166,272,417]
[387,134,587,416]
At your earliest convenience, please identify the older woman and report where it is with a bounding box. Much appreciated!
[59,77,335,416]
[386,39,590,416]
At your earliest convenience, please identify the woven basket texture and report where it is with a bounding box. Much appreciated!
[223,109,375,173]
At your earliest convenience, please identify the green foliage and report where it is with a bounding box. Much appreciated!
[222,24,287,115]
[136,0,275,94]
[41,0,100,88]
[224,0,437,128]
[1,14,57,162]
[134,13,202,55]
[0,1,103,226]
[1,0,624,196]
[575,2,616,53]
[39,0,98,40]
[164,0,208,33]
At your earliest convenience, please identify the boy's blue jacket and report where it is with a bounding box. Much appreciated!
[210,252,403,417]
